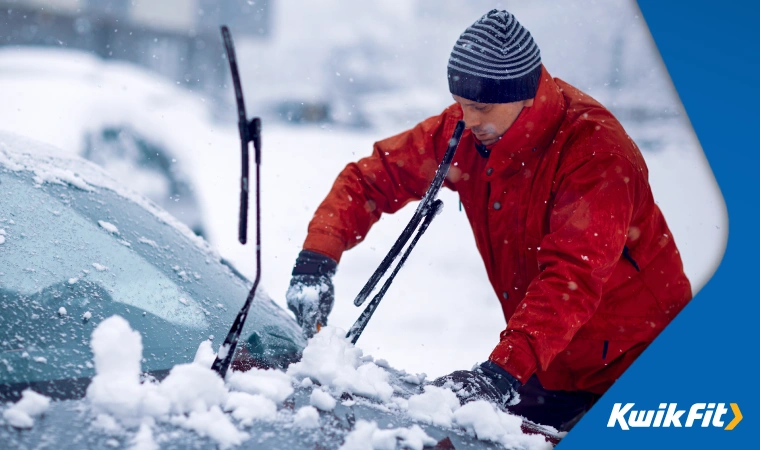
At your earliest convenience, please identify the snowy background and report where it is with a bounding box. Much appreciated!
[0,0,727,379]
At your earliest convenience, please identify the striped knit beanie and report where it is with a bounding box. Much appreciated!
[448,10,542,104]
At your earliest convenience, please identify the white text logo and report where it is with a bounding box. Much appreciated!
[607,403,742,430]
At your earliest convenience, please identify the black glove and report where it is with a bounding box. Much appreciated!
[286,250,337,339]
[431,360,521,408]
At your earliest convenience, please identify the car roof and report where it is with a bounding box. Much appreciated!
[0,131,218,260]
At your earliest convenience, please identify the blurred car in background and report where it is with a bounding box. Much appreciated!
[0,47,214,237]
[82,125,205,236]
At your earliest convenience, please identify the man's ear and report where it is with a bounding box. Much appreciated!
[524,98,535,107]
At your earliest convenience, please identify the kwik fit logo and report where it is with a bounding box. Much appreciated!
[608,403,742,430]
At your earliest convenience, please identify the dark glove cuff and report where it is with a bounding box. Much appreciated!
[480,360,521,393]
[292,250,338,277]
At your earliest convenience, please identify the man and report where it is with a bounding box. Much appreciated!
[286,10,691,431]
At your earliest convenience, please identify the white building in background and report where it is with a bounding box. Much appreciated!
[0,0,271,92]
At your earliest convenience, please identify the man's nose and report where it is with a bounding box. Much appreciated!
[462,110,480,129]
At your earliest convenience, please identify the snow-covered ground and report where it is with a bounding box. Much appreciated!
[0,0,727,383]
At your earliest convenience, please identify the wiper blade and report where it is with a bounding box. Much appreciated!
[211,26,263,378]
[346,120,465,344]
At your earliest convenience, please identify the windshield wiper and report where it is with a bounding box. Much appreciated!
[211,26,263,378]
[345,120,465,344]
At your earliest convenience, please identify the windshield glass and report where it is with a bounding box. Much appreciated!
[0,166,304,399]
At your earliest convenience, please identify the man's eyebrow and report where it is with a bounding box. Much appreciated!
[456,98,478,107]
[453,95,487,108]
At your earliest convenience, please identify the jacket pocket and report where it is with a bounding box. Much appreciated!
[639,240,693,318]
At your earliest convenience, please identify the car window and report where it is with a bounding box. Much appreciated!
[0,167,304,397]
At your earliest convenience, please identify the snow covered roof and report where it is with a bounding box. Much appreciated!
[0,131,218,259]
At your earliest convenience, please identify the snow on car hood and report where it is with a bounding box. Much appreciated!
[0,131,218,260]
[1,315,554,450]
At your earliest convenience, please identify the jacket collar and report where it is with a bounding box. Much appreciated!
[480,65,567,175]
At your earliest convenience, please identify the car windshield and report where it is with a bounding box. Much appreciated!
[0,166,304,399]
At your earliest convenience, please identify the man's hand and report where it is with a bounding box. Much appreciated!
[286,250,337,339]
[431,360,521,408]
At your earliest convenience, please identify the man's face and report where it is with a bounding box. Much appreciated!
[453,95,535,146]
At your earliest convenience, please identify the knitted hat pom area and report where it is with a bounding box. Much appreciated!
[448,9,542,104]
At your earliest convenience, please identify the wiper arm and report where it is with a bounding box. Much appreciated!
[211,26,263,379]
[346,120,465,344]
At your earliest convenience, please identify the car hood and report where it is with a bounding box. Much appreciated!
[1,320,559,450]
[0,372,556,450]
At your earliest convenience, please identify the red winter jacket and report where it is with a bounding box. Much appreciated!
[303,66,692,394]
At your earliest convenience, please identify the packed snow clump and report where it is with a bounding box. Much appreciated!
[310,388,337,411]
[226,366,294,403]
[294,406,320,428]
[405,385,461,427]
[86,316,170,425]
[2,389,51,428]
[85,316,248,449]
[396,387,552,449]
[339,420,436,450]
[452,401,553,449]
[130,422,158,450]
[171,406,249,449]
[287,326,394,402]
[192,339,216,367]
[159,362,229,415]
[224,392,277,426]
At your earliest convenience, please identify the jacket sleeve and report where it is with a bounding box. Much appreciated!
[489,150,642,383]
[302,109,457,263]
